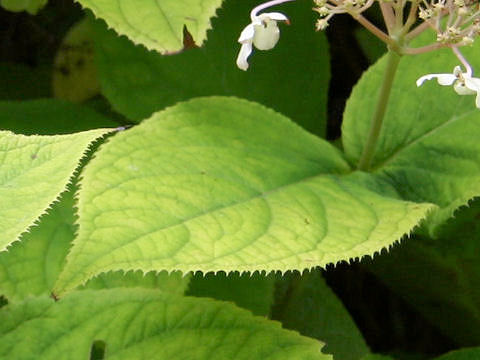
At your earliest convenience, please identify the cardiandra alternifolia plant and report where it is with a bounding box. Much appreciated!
[1,0,480,359]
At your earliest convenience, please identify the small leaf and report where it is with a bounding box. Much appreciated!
[77,0,223,54]
[54,97,434,294]
[0,0,47,14]
[0,289,332,360]
[0,126,110,251]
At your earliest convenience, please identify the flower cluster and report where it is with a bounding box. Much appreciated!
[419,0,480,46]
[313,0,374,30]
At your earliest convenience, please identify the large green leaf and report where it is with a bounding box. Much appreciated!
[342,39,480,233]
[0,125,110,251]
[186,272,276,316]
[0,288,331,360]
[93,0,329,136]
[54,97,434,294]
[0,0,47,14]
[366,198,480,346]
[77,0,223,53]
[271,270,370,360]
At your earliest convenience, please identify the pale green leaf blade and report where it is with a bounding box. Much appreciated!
[0,185,189,303]
[0,289,331,360]
[0,127,110,251]
[93,0,330,136]
[0,188,75,302]
[271,270,370,360]
[186,272,276,316]
[77,0,222,54]
[54,97,434,294]
[0,0,47,14]
[342,38,480,232]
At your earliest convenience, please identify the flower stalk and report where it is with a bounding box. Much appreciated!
[357,50,402,171]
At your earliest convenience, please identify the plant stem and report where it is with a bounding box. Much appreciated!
[357,50,401,171]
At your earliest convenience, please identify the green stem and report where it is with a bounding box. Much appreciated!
[357,50,401,171]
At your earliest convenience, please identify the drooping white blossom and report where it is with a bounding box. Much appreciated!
[417,66,480,108]
[236,0,293,71]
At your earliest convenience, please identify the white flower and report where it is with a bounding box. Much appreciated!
[236,1,292,71]
[416,66,480,108]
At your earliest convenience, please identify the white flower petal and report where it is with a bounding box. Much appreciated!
[436,74,458,86]
[464,77,480,92]
[238,24,255,43]
[464,78,480,108]
[453,81,476,95]
[475,92,480,109]
[416,73,457,87]
[253,20,280,50]
[236,41,253,71]
[261,12,289,21]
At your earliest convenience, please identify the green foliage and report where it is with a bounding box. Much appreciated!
[186,271,276,316]
[3,0,480,358]
[0,63,51,100]
[360,355,395,360]
[366,198,480,346]
[91,0,330,136]
[0,188,75,302]
[271,270,370,360]
[52,18,100,102]
[0,0,47,14]
[0,288,331,360]
[434,347,480,360]
[0,99,117,135]
[343,44,480,235]
[0,126,110,251]
[77,0,223,53]
[0,184,189,303]
[53,97,434,294]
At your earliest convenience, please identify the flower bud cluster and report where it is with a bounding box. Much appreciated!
[419,0,480,46]
[313,0,374,30]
